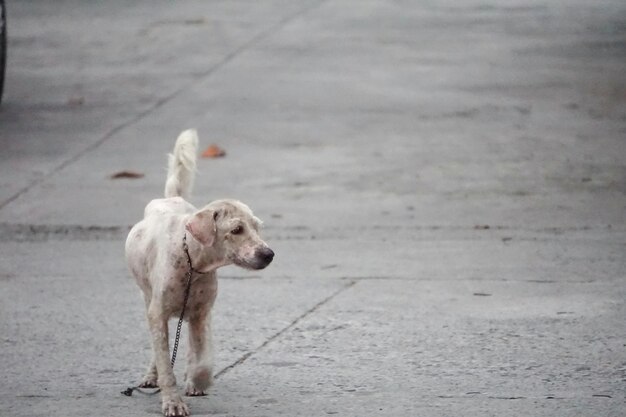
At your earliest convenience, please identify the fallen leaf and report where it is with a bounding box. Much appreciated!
[67,96,85,106]
[110,170,144,179]
[201,144,226,158]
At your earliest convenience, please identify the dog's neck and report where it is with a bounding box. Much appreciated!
[183,232,229,274]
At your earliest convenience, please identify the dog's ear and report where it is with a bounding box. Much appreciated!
[186,209,217,246]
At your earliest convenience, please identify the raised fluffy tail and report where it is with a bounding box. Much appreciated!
[164,129,198,199]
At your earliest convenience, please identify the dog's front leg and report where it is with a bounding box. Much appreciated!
[148,304,189,417]
[185,311,214,396]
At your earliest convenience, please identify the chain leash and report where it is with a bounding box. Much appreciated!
[170,234,194,367]
[122,234,196,397]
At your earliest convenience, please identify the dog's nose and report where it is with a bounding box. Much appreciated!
[256,247,274,265]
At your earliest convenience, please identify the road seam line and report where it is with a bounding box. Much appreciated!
[214,279,356,379]
[1,222,622,242]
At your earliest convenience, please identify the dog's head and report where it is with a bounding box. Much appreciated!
[186,199,274,270]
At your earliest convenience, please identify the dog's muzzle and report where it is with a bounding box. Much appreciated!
[253,247,274,269]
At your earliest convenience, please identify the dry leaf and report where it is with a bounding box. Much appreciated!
[201,144,226,158]
[110,170,145,179]
[67,96,85,106]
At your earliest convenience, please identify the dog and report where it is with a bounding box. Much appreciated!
[125,129,274,417]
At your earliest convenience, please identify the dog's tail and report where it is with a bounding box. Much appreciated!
[164,129,198,199]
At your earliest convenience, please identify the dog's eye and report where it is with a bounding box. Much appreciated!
[231,225,244,235]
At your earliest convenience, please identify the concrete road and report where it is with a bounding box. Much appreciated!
[1,1,625,416]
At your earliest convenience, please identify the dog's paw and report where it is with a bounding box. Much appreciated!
[185,377,210,396]
[185,366,212,396]
[162,395,189,417]
[185,385,207,396]
[139,375,158,388]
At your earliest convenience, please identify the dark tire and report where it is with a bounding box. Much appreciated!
[0,0,6,103]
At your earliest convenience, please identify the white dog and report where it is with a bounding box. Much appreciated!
[125,130,274,416]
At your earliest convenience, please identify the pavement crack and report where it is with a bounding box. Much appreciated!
[214,279,356,379]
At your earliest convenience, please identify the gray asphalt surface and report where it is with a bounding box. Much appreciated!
[0,1,625,416]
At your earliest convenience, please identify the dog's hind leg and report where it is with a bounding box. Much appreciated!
[139,355,158,388]
[139,294,159,388]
